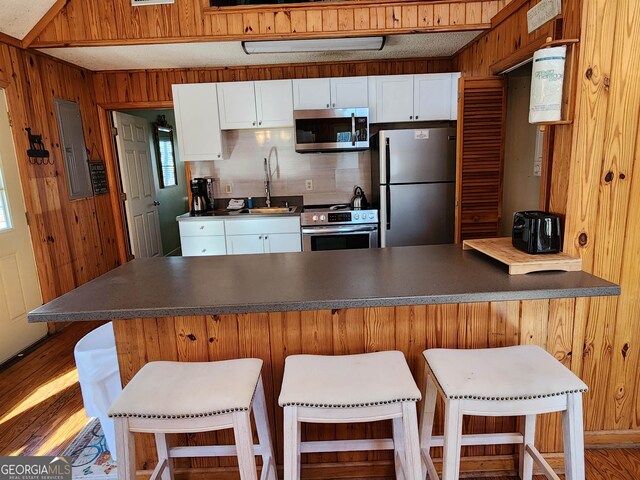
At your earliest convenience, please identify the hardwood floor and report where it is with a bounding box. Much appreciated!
[0,322,639,480]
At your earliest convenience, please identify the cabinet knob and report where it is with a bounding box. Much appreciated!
[200,226,205,229]
[326,103,330,108]
[264,235,269,240]
[409,116,413,120]
[259,121,262,125]
[252,121,256,126]
[332,103,335,107]
[202,249,207,253]
[259,235,263,239]
[217,153,221,158]
[416,115,419,120]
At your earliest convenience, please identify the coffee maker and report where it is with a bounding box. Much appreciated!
[190,178,211,215]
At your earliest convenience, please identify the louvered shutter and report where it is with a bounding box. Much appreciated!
[455,77,507,242]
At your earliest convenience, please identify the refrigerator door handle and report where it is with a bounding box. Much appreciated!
[385,137,391,184]
[351,113,356,146]
[386,185,391,230]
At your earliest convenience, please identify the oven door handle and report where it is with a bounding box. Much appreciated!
[302,225,378,234]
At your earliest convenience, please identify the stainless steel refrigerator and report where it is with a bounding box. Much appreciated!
[371,128,456,247]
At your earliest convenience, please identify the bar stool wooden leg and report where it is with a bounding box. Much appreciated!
[419,374,438,480]
[441,399,462,480]
[154,433,174,480]
[233,411,258,480]
[114,418,135,480]
[252,375,277,480]
[283,406,301,480]
[402,402,424,480]
[519,415,536,480]
[563,393,585,480]
[392,416,406,480]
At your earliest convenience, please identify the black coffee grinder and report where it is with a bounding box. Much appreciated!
[190,178,211,215]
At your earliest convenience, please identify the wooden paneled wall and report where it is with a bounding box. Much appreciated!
[456,0,640,438]
[0,43,121,307]
[31,0,508,48]
[92,58,452,106]
[113,299,581,477]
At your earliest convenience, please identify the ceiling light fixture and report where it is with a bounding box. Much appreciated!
[242,36,385,54]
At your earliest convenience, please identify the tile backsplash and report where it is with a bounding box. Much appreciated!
[189,128,371,205]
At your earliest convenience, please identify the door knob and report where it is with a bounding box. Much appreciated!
[153,201,160,206]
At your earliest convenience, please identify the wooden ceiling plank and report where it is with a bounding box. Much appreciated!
[22,0,69,48]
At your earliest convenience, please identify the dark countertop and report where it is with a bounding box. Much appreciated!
[28,245,620,322]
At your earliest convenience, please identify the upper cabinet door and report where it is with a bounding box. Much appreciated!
[172,83,223,161]
[217,81,258,129]
[375,75,414,123]
[414,73,453,121]
[330,76,369,108]
[255,80,294,128]
[292,78,332,110]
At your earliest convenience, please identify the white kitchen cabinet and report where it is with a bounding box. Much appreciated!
[180,216,301,256]
[225,216,301,255]
[330,77,369,108]
[226,234,266,255]
[293,78,332,110]
[255,80,294,128]
[179,218,227,256]
[372,75,415,123]
[265,233,303,253]
[293,77,368,110]
[218,80,294,129]
[217,81,259,129]
[414,73,452,121]
[181,236,227,256]
[172,83,224,161]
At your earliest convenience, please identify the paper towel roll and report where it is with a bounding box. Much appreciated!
[529,45,567,123]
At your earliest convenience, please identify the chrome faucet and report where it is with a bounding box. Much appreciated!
[264,157,271,208]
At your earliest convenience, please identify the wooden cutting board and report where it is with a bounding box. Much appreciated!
[462,237,582,275]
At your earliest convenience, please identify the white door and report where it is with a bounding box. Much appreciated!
[375,75,415,123]
[330,77,369,108]
[172,83,223,161]
[113,111,162,258]
[292,78,332,110]
[414,73,453,121]
[0,89,46,363]
[217,82,258,129]
[255,80,294,128]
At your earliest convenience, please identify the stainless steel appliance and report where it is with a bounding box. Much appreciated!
[512,211,562,254]
[190,178,211,215]
[371,128,456,247]
[294,108,369,153]
[301,205,378,252]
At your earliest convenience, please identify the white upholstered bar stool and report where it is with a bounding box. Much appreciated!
[420,346,588,480]
[108,359,277,480]
[278,351,423,480]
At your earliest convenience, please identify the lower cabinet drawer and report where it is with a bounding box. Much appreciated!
[179,220,225,237]
[181,236,227,256]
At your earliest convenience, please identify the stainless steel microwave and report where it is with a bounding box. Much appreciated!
[294,108,369,153]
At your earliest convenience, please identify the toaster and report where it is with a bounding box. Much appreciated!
[512,211,562,254]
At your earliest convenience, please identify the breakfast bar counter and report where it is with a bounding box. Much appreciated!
[28,245,619,478]
[28,244,617,322]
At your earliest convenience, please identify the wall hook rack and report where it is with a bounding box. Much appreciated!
[25,128,52,165]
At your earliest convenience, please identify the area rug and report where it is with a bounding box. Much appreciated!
[63,418,117,480]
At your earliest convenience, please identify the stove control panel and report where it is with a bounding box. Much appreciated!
[301,209,378,226]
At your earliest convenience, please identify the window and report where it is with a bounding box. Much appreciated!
[0,167,11,231]
[153,116,178,188]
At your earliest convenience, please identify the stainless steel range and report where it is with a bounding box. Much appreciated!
[301,205,379,252]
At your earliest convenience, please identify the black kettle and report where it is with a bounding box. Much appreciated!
[351,186,368,210]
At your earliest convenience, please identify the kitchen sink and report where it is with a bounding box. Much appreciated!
[248,206,298,214]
